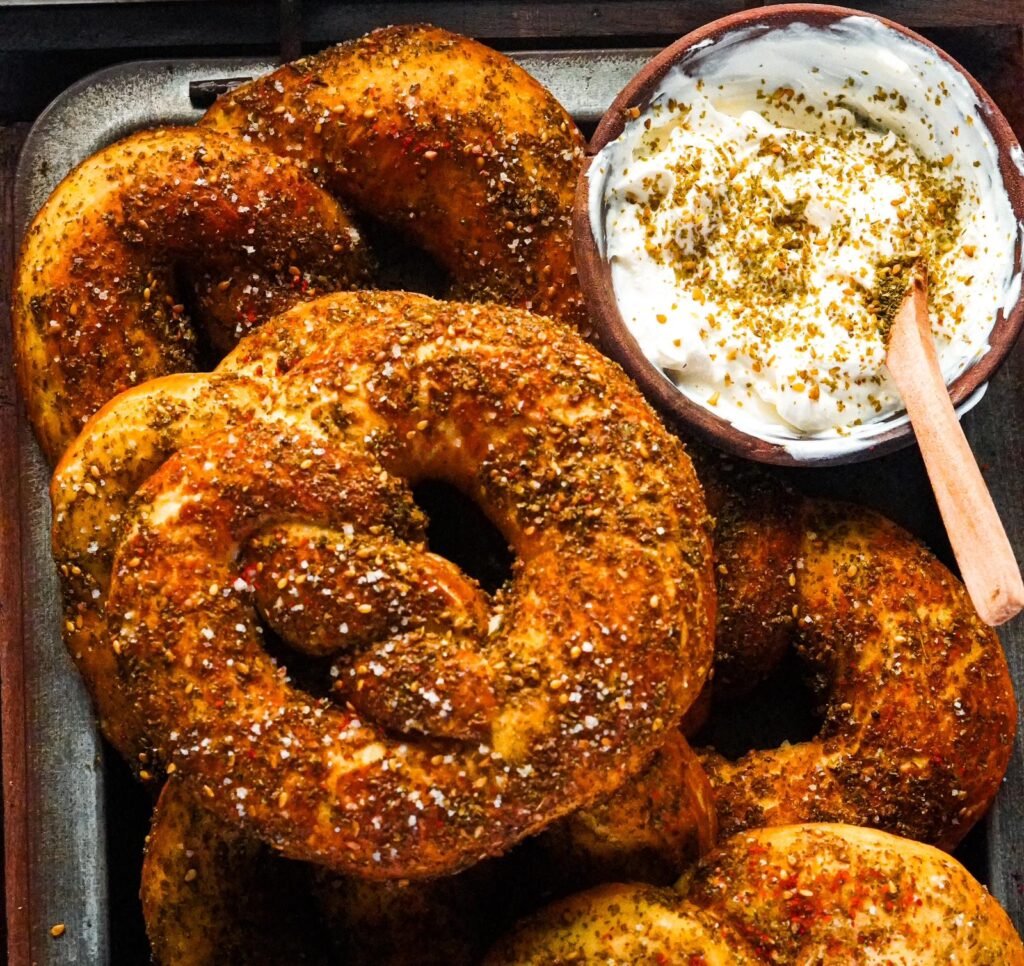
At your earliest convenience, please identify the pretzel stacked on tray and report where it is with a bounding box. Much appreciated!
[58,292,717,877]
[700,459,1017,851]
[488,823,1024,964]
[13,24,1023,966]
[14,25,586,465]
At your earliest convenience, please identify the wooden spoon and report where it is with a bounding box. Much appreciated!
[885,262,1024,626]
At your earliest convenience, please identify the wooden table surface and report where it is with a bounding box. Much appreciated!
[1,5,1024,963]
[1,121,29,964]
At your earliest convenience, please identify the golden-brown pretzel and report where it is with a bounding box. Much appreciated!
[53,304,1015,857]
[52,290,715,766]
[141,733,717,966]
[93,292,713,877]
[202,25,586,327]
[14,127,370,463]
[16,26,586,466]
[486,823,1024,965]
[697,462,1017,850]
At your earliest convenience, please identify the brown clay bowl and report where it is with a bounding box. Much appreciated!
[575,3,1024,466]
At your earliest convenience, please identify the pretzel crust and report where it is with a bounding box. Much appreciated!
[84,292,713,877]
[486,823,1024,964]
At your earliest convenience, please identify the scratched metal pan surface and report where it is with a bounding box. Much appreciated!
[11,49,1024,966]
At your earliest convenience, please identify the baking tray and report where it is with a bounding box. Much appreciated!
[7,37,1024,965]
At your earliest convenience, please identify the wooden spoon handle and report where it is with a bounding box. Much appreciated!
[886,272,1024,626]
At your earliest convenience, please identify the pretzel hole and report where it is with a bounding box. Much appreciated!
[257,625,339,703]
[359,216,447,297]
[695,651,818,759]
[412,480,514,594]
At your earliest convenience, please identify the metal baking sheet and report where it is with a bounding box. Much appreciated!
[10,49,656,965]
[10,46,1024,965]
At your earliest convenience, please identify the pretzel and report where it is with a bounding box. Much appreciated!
[83,292,713,877]
[14,127,370,463]
[698,462,1017,850]
[53,305,1015,857]
[16,26,586,465]
[486,822,1024,964]
[141,733,716,966]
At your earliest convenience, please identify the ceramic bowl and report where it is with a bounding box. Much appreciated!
[575,3,1024,466]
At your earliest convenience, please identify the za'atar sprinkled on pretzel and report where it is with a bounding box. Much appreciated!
[96,292,714,877]
[486,823,1024,964]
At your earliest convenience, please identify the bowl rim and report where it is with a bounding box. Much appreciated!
[574,2,1024,467]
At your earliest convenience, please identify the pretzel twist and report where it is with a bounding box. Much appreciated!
[15,26,585,464]
[62,292,714,876]
[486,823,1024,964]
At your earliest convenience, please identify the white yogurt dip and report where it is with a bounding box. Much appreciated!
[589,16,1022,459]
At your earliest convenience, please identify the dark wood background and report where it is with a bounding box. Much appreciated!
[1,1,1023,963]
[0,0,1023,121]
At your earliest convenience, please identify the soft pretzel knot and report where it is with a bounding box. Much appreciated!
[697,460,1018,850]
[15,25,585,465]
[76,292,715,876]
[486,823,1024,964]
